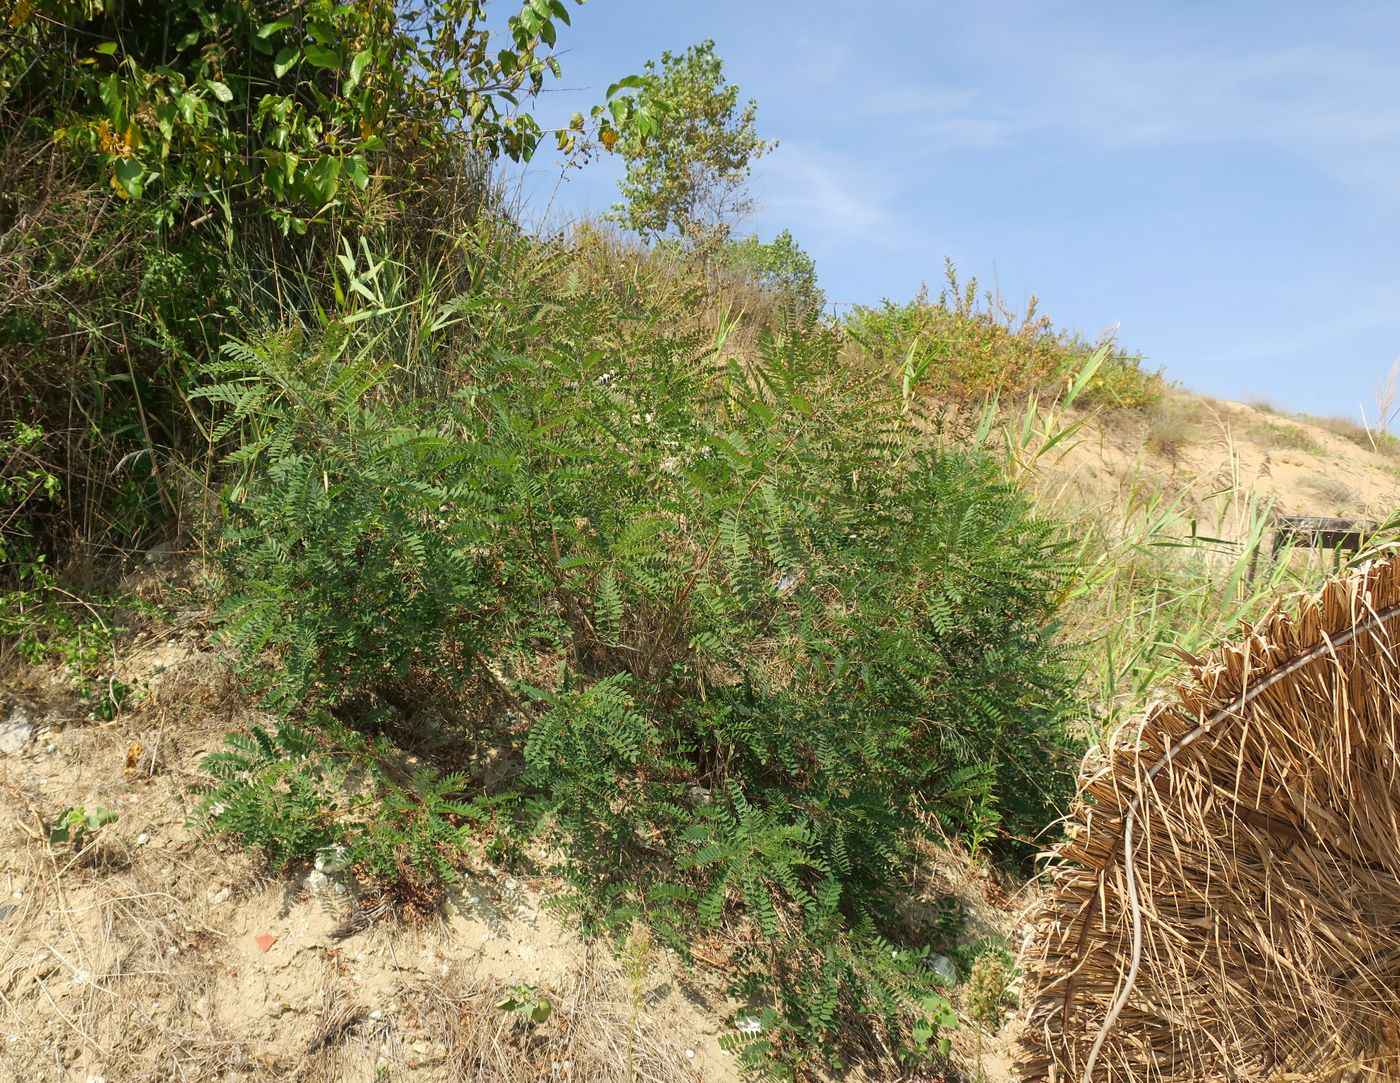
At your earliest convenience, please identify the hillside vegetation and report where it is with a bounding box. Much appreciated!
[2,3,1393,1081]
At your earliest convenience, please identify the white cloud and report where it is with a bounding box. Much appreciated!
[846,5,1400,195]
[754,142,897,241]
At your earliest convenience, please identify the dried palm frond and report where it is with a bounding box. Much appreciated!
[1018,555,1400,1082]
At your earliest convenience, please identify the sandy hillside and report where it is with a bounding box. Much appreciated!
[1052,392,1400,529]
[0,601,737,1083]
[4,389,1386,1083]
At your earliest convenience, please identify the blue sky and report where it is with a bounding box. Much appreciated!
[510,1,1400,421]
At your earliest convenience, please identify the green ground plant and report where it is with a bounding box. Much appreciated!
[0,569,140,717]
[196,718,504,911]
[48,804,118,849]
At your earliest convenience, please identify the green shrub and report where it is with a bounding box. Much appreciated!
[0,0,653,582]
[1250,419,1323,455]
[848,259,1164,410]
[0,422,61,571]
[195,329,505,712]
[0,567,140,717]
[199,232,1080,1075]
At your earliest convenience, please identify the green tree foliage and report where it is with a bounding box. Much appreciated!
[0,0,651,583]
[609,39,773,243]
[199,228,1080,1073]
[720,229,826,321]
[6,0,643,228]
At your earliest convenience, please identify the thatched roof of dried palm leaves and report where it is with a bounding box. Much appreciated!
[1017,555,1400,1082]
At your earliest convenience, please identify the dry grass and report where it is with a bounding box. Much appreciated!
[0,783,254,1081]
[1017,555,1400,1081]
[1245,398,1400,459]
[0,643,261,1081]
[1242,396,1400,458]
[1138,397,1212,464]
[1303,473,1358,510]
[1310,414,1400,457]
[386,955,699,1083]
[1142,413,1192,462]
[1249,419,1323,454]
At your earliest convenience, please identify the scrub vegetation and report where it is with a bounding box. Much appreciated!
[0,2,1357,1079]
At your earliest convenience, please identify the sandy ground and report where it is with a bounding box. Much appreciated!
[1053,393,1400,526]
[0,602,1025,1082]
[0,620,737,1083]
[1,614,1034,1083]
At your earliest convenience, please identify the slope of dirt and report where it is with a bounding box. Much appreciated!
[14,389,1364,1083]
[0,597,734,1083]
[0,570,1016,1083]
[1054,393,1400,528]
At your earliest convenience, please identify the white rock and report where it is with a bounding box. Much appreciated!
[0,710,34,756]
[136,833,150,846]
[144,540,174,565]
[314,845,351,873]
[928,953,958,985]
[303,870,330,892]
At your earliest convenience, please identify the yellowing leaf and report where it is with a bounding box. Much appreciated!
[600,128,618,151]
[8,0,32,28]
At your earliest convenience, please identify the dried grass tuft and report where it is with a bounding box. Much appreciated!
[1017,554,1400,1081]
[382,950,700,1083]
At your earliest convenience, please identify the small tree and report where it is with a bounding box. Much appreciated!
[6,0,648,232]
[609,40,772,244]
[721,229,826,320]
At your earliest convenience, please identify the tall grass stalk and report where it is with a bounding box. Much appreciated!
[963,350,1317,742]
